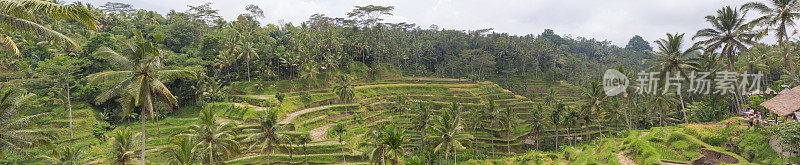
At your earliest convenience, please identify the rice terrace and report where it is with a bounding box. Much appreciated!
[0,0,799,164]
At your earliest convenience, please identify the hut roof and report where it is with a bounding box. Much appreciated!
[761,86,800,117]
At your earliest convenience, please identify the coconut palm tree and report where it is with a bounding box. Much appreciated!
[237,41,259,82]
[550,103,566,150]
[37,145,84,165]
[650,92,679,127]
[0,0,97,57]
[743,0,800,84]
[107,127,140,165]
[298,135,311,164]
[360,124,408,165]
[428,108,473,165]
[334,75,355,105]
[565,108,580,146]
[579,81,607,140]
[647,33,702,123]
[392,96,411,114]
[498,106,518,154]
[526,104,547,150]
[87,32,196,165]
[181,106,240,164]
[411,104,432,150]
[284,135,297,163]
[0,89,52,157]
[481,100,499,159]
[329,124,348,164]
[648,33,702,75]
[578,105,595,142]
[243,110,286,165]
[694,6,759,71]
[544,88,558,105]
[165,137,198,165]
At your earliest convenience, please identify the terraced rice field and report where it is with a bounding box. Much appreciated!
[40,77,601,164]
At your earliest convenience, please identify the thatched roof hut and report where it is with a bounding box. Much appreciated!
[760,86,800,117]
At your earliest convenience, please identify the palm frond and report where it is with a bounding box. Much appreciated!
[0,13,79,50]
[0,0,97,29]
[92,47,133,68]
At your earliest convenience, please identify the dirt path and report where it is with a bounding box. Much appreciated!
[232,103,268,111]
[310,124,337,141]
[279,104,357,124]
[616,152,637,165]
[404,77,471,82]
[246,95,274,100]
[354,83,475,89]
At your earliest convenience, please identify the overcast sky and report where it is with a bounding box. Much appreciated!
[69,0,767,47]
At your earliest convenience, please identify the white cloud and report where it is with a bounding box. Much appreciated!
[71,0,769,46]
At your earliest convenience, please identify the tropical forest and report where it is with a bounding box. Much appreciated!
[1,0,799,164]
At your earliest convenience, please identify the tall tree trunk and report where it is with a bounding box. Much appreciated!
[247,60,252,82]
[140,97,147,165]
[567,126,572,146]
[210,142,214,164]
[66,74,73,139]
[490,122,495,159]
[535,130,539,151]
[679,94,688,123]
[341,138,347,164]
[785,36,798,86]
[267,148,271,165]
[507,119,511,154]
[597,120,604,140]
[555,123,559,150]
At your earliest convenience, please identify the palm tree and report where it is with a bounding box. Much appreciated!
[498,107,518,154]
[299,61,319,90]
[107,127,140,165]
[0,0,97,57]
[525,104,547,150]
[650,92,679,127]
[694,6,759,71]
[0,89,52,157]
[648,33,702,75]
[579,105,594,142]
[544,88,558,105]
[550,103,566,150]
[329,124,348,164]
[411,104,432,151]
[361,124,408,165]
[298,135,311,164]
[165,137,198,165]
[647,33,701,123]
[284,135,297,163]
[428,108,473,165]
[214,50,238,82]
[392,96,411,114]
[579,81,607,140]
[237,41,259,82]
[181,106,240,164]
[743,0,800,84]
[87,32,196,165]
[243,110,286,165]
[481,100,499,159]
[333,74,355,163]
[334,75,356,105]
[565,108,580,146]
[37,145,83,165]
